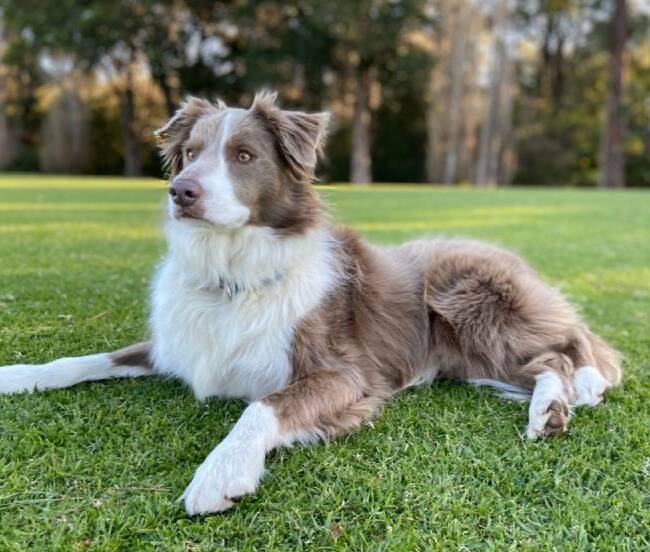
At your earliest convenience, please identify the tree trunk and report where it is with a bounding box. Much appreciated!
[475,0,510,187]
[152,68,177,117]
[425,44,445,183]
[119,67,143,177]
[39,85,90,173]
[159,75,177,118]
[426,0,484,185]
[425,0,453,184]
[425,74,440,183]
[497,53,516,186]
[599,0,627,188]
[0,109,19,169]
[350,64,373,184]
[442,1,470,184]
[459,34,482,184]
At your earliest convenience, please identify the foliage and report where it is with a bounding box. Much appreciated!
[0,1,649,184]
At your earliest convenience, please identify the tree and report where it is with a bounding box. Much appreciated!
[0,27,44,170]
[297,0,429,184]
[512,0,609,187]
[2,0,649,185]
[425,0,483,184]
[1,0,210,175]
[475,0,515,187]
[39,83,90,173]
[599,0,627,188]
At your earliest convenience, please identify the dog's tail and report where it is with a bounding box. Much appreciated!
[576,326,622,386]
[468,379,532,401]
[470,326,622,403]
[0,342,153,394]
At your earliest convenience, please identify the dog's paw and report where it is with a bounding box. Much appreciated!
[541,399,570,436]
[527,399,570,439]
[182,442,265,516]
[572,366,607,407]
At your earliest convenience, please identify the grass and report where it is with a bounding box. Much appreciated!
[0,174,649,551]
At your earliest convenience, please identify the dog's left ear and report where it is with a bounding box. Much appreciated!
[251,91,330,182]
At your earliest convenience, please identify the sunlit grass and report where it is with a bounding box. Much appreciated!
[0,202,162,211]
[0,174,166,189]
[1,174,649,550]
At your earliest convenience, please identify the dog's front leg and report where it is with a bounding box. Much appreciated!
[181,401,280,515]
[182,370,369,516]
[0,342,153,394]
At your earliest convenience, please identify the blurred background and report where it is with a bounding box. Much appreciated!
[0,0,648,186]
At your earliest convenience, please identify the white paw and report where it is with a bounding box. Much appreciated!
[182,441,265,516]
[572,366,607,407]
[526,372,569,439]
[527,398,570,439]
[526,411,552,439]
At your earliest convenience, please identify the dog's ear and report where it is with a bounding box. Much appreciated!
[154,97,224,177]
[251,90,330,182]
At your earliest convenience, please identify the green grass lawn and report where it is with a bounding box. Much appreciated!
[1,175,649,551]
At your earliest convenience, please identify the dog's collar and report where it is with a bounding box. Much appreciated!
[207,271,285,300]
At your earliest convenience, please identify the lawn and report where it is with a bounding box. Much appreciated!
[0,175,649,550]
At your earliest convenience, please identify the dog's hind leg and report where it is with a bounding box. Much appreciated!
[569,328,621,407]
[0,341,153,394]
[572,366,609,407]
[520,352,574,439]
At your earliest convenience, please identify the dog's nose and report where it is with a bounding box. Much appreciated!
[169,178,203,207]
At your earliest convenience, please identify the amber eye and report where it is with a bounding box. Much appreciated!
[238,151,252,163]
[186,149,195,161]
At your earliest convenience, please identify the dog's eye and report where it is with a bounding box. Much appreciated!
[186,149,195,161]
[238,151,252,163]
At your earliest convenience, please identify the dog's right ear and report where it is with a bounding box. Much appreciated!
[154,97,224,177]
[251,91,330,183]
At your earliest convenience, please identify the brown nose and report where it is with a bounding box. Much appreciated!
[169,178,203,207]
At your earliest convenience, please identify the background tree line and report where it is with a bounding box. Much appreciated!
[0,0,648,186]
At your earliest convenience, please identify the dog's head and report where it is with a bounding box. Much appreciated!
[154,92,329,234]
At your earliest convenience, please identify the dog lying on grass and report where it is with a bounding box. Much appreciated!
[0,92,621,516]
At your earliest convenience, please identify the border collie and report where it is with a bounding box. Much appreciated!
[0,92,621,516]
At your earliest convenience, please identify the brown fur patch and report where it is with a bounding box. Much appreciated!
[108,341,153,370]
[264,227,430,438]
[251,91,329,184]
[265,234,621,440]
[222,110,324,235]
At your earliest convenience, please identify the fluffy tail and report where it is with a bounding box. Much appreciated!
[468,379,532,401]
[469,327,621,403]
[577,326,622,386]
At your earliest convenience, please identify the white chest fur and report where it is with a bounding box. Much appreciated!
[150,223,337,401]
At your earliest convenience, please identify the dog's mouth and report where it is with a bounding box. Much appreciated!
[172,205,207,223]
[171,209,247,231]
[176,211,203,221]
[169,201,250,230]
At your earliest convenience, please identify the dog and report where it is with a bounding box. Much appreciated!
[0,92,622,516]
